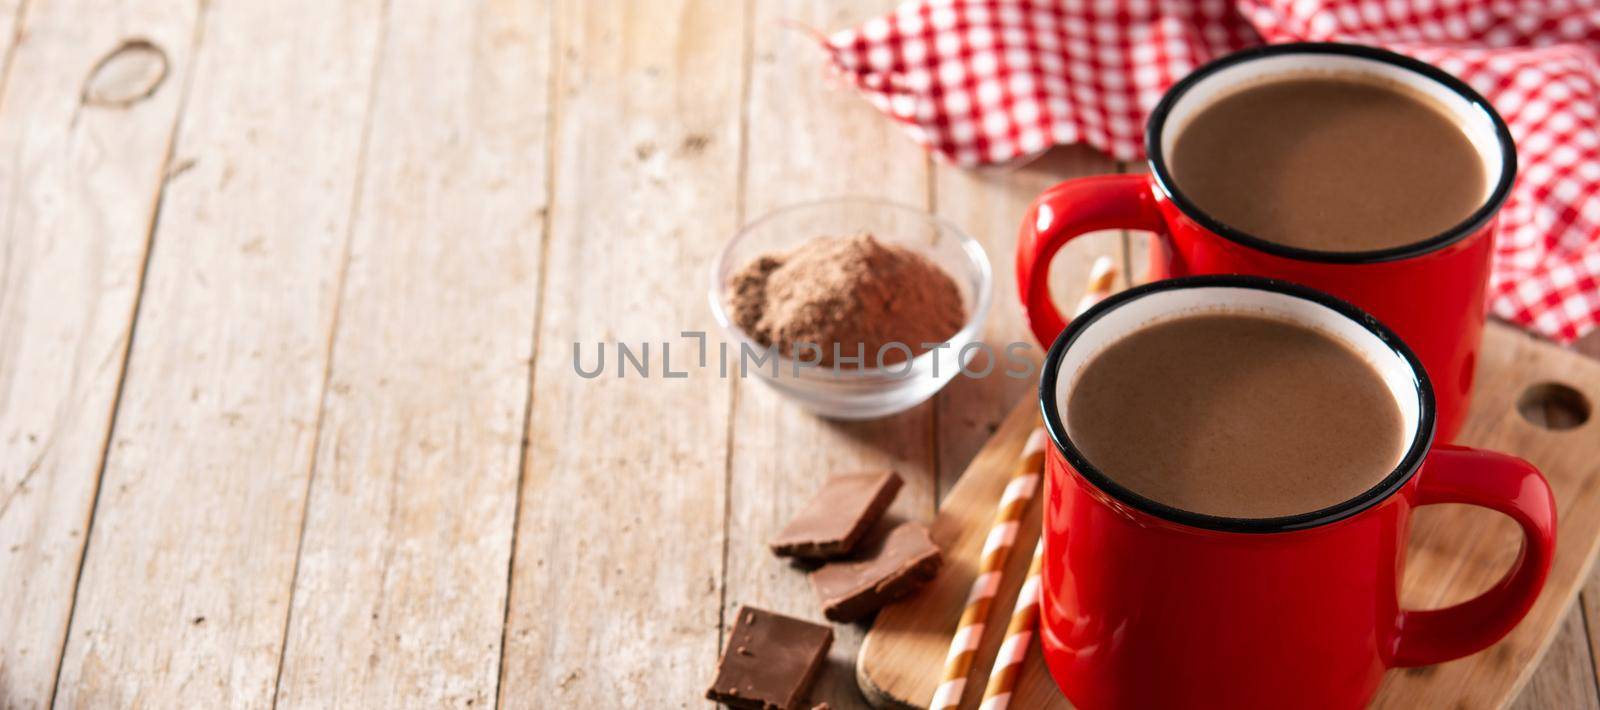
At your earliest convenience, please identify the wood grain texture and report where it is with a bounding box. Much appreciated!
[925,149,1123,710]
[1583,577,1600,701]
[0,6,1595,708]
[860,323,1600,710]
[1570,329,1600,699]
[0,1,197,707]
[929,148,1123,501]
[495,1,743,706]
[1120,164,1155,287]
[50,1,385,706]
[270,1,550,707]
[1511,606,1600,710]
[1523,327,1600,709]
[721,2,936,707]
[858,395,1041,710]
[1375,324,1600,709]
[0,0,20,89]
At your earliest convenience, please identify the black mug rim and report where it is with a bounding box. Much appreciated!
[1144,42,1518,265]
[1037,275,1438,534]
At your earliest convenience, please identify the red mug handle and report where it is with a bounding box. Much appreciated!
[1391,445,1557,667]
[1016,174,1166,346]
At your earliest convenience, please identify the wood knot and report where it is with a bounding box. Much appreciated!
[82,38,169,108]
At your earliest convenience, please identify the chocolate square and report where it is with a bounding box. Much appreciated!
[809,522,943,623]
[706,606,833,709]
[770,470,902,559]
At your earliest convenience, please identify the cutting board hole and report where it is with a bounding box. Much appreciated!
[1516,382,1590,431]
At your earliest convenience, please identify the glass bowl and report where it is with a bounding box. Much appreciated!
[708,198,992,419]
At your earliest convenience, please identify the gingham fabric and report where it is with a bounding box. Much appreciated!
[821,0,1600,342]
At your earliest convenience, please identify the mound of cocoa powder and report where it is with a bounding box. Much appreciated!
[727,233,966,366]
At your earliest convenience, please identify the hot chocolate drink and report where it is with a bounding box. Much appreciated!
[1065,312,1405,518]
[1170,74,1485,252]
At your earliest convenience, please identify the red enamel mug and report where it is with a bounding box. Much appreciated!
[1036,276,1555,709]
[1017,43,1517,443]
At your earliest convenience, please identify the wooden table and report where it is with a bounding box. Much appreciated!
[2,1,1597,708]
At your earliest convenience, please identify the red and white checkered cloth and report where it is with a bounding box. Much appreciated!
[820,0,1600,342]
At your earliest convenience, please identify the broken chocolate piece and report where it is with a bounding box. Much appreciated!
[707,606,833,710]
[770,470,903,559]
[809,522,943,623]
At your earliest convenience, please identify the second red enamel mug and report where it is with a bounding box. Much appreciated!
[1017,43,1517,442]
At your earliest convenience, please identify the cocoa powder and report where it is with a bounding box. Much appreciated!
[727,233,966,366]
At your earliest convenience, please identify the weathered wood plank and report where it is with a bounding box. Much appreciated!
[0,0,22,86]
[1513,603,1600,710]
[0,1,198,706]
[1582,583,1600,704]
[51,2,384,706]
[930,148,1123,499]
[270,1,550,707]
[721,2,936,707]
[495,1,744,706]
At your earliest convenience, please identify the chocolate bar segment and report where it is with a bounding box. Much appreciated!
[770,470,903,559]
[809,522,943,623]
[706,606,833,709]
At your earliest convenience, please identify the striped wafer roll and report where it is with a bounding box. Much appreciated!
[1076,255,1117,316]
[977,539,1045,710]
[928,256,1117,710]
[928,428,1047,710]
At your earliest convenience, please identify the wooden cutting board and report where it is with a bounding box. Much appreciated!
[858,322,1600,709]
